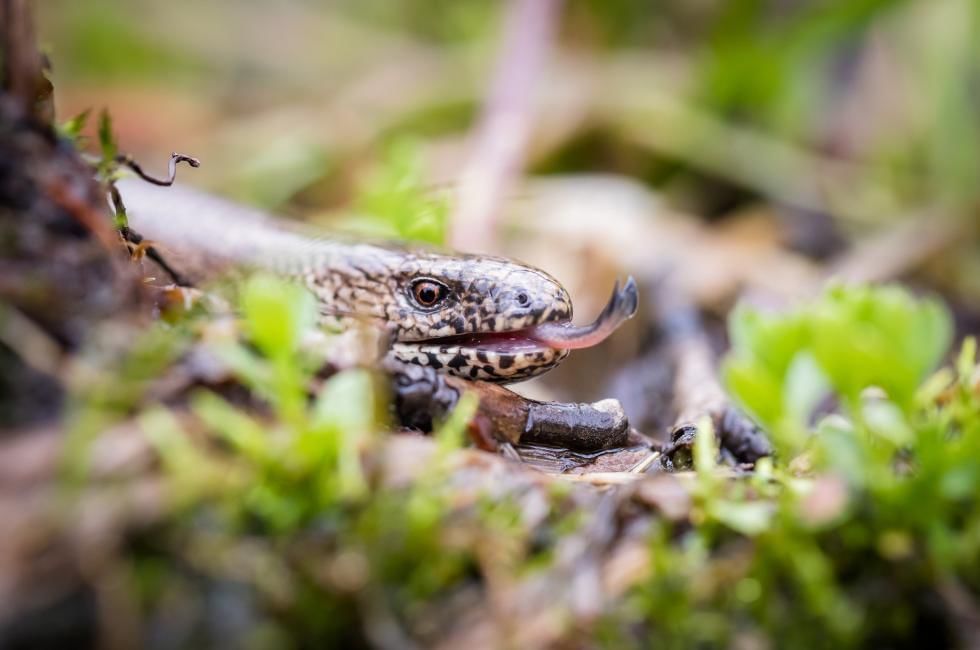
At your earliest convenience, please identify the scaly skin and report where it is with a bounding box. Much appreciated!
[119,178,571,382]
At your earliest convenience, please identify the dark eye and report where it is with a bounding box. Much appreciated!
[516,292,530,306]
[411,279,448,308]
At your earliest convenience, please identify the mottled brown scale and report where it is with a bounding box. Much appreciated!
[120,179,573,383]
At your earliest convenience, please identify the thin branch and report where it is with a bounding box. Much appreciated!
[655,283,772,466]
[450,0,564,252]
[115,152,200,186]
[108,152,201,286]
[118,226,190,287]
[109,207,192,287]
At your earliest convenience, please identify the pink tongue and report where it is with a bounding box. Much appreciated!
[528,277,638,350]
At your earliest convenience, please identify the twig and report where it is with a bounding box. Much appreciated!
[108,152,201,286]
[656,283,772,466]
[450,0,564,252]
[628,451,661,474]
[115,152,200,186]
[118,227,190,287]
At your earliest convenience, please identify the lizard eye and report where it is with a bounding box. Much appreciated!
[410,278,449,309]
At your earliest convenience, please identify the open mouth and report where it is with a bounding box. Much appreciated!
[415,277,639,354]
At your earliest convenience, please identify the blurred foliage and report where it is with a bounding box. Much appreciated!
[61,270,980,647]
[231,136,334,211]
[698,0,899,130]
[56,107,90,143]
[346,138,449,245]
[65,275,487,643]
[606,287,979,647]
[724,285,952,454]
[37,0,980,228]
[41,0,208,82]
[340,0,499,44]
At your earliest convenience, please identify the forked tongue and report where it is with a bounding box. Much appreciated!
[528,277,639,350]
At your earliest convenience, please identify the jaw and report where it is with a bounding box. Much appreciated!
[386,277,637,383]
[391,335,569,383]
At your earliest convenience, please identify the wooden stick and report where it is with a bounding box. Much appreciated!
[450,0,564,252]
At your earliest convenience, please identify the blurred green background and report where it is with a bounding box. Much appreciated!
[37,0,980,226]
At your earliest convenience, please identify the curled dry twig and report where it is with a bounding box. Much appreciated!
[115,152,201,187]
[109,153,201,286]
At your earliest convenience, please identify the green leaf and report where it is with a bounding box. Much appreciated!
[434,391,479,454]
[694,415,717,476]
[97,108,117,163]
[311,369,380,438]
[956,336,977,381]
[810,285,952,410]
[862,399,913,447]
[723,304,815,442]
[192,391,272,465]
[311,369,381,499]
[710,500,774,536]
[58,108,91,142]
[939,463,979,500]
[724,284,954,458]
[783,352,830,425]
[728,304,810,379]
[240,274,317,359]
[813,417,865,488]
[139,407,231,506]
[722,357,784,430]
[352,138,448,246]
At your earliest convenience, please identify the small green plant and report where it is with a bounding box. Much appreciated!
[723,284,953,456]
[57,108,92,143]
[350,138,449,245]
[613,284,979,647]
[91,274,494,644]
[63,272,980,648]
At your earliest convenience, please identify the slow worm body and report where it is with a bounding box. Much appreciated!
[120,178,637,383]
